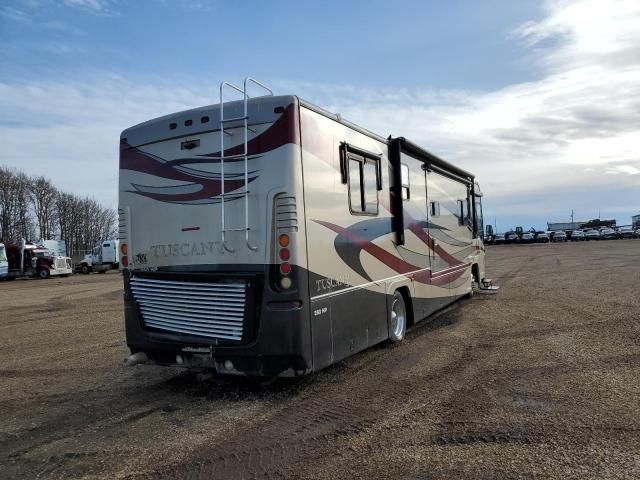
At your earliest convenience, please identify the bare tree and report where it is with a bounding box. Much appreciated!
[0,167,35,243]
[29,176,58,241]
[1,165,116,253]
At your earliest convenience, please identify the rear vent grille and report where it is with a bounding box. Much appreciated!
[130,277,246,341]
[118,207,130,244]
[275,195,298,232]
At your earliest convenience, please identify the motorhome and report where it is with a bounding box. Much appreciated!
[119,78,494,377]
[0,243,7,279]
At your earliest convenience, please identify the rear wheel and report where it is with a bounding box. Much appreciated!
[388,291,407,343]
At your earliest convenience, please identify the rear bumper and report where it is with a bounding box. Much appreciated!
[123,268,313,377]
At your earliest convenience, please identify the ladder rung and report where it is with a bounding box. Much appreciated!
[220,116,247,123]
[219,191,248,198]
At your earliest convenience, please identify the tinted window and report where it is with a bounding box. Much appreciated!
[348,154,379,215]
[349,159,361,211]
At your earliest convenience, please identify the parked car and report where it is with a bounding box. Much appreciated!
[585,229,600,240]
[553,231,568,242]
[634,229,640,239]
[520,232,535,244]
[493,234,506,245]
[617,226,634,239]
[535,231,550,243]
[571,230,586,241]
[505,232,519,244]
[599,227,617,240]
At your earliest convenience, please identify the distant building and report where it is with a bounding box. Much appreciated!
[633,214,640,229]
[581,218,616,229]
[547,221,587,231]
[547,219,618,231]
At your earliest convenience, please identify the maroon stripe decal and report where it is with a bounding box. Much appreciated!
[119,103,299,204]
[314,220,467,286]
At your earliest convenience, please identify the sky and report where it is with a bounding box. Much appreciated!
[0,0,639,232]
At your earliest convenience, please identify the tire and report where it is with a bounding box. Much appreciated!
[38,268,50,279]
[388,291,407,343]
[465,273,475,299]
[81,264,90,274]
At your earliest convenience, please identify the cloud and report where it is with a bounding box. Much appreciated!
[0,74,208,208]
[281,0,640,223]
[0,0,638,228]
[62,0,114,14]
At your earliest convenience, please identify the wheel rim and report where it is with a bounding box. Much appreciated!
[391,296,406,338]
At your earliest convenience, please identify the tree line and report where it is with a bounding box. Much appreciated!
[0,166,116,258]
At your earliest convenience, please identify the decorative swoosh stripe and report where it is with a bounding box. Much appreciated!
[313,219,468,286]
[119,103,299,204]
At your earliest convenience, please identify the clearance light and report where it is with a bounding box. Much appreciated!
[280,277,292,289]
[279,262,291,275]
[121,255,129,267]
[279,248,290,261]
[121,243,128,255]
[278,234,289,248]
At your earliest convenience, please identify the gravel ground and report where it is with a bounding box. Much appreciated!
[1,240,639,479]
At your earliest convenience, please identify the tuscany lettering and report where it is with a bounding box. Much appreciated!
[149,242,219,257]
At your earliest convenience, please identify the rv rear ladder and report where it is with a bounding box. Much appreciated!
[218,77,273,253]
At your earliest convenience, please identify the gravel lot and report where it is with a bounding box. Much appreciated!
[1,241,639,479]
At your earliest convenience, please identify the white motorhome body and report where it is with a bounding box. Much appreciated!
[0,243,7,279]
[119,86,488,376]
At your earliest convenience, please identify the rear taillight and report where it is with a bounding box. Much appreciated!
[121,256,129,267]
[278,233,292,289]
[120,243,128,255]
[279,248,290,261]
[273,194,297,291]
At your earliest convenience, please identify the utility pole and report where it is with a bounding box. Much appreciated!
[571,209,574,223]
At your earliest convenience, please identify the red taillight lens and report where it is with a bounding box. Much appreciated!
[279,262,291,275]
[279,248,290,261]
[121,243,128,255]
[121,255,129,267]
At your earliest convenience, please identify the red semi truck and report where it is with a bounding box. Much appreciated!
[5,240,73,279]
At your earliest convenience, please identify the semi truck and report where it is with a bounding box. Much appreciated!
[78,239,120,274]
[5,240,73,279]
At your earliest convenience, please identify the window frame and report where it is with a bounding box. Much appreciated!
[430,201,440,217]
[347,152,380,216]
[400,163,410,200]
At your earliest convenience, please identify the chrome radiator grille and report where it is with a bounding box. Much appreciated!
[130,277,247,341]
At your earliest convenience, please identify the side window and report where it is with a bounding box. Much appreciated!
[430,201,440,217]
[348,153,379,215]
[349,159,361,212]
[400,164,410,200]
[457,199,471,227]
[363,161,378,213]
